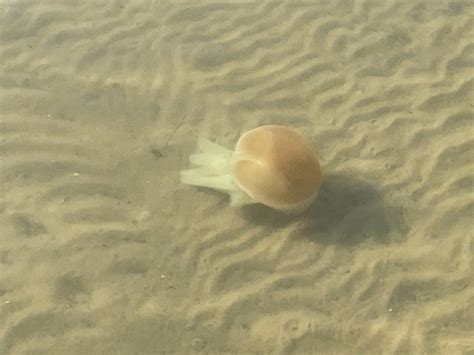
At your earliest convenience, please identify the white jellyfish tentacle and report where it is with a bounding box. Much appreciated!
[228,189,254,207]
[186,138,234,174]
[180,138,240,193]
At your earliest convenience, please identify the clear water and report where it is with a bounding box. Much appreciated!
[1,1,473,353]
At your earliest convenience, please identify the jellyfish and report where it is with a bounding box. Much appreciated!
[180,125,322,214]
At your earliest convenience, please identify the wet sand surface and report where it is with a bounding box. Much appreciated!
[1,1,473,353]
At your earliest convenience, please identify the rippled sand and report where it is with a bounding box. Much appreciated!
[1,1,473,353]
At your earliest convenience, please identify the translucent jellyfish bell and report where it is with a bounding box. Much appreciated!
[180,125,322,214]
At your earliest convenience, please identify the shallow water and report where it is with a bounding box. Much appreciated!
[1,1,473,353]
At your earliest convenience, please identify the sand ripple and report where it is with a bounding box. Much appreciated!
[1,0,473,353]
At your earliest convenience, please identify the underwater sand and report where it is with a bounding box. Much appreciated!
[1,1,473,353]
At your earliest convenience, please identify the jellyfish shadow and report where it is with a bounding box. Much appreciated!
[241,173,410,246]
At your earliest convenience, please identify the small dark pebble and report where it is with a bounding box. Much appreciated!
[151,148,164,159]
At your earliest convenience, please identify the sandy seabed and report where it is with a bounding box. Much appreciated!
[1,1,473,354]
